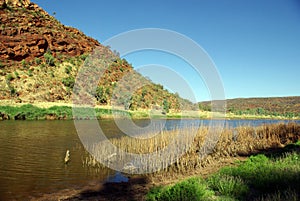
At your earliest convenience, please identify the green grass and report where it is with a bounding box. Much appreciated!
[220,154,300,194]
[0,104,132,120]
[0,104,206,120]
[208,174,249,199]
[146,177,215,201]
[146,142,300,201]
[0,104,72,120]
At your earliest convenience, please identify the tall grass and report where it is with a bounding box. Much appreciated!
[83,123,300,175]
[207,174,248,199]
[78,123,300,200]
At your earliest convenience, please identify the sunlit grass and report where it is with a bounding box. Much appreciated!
[0,104,129,120]
[146,141,300,201]
[146,177,215,201]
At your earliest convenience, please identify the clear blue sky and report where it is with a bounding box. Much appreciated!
[32,0,300,101]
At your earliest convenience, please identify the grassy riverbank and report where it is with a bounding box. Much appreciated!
[33,123,300,201]
[0,103,202,120]
[0,104,120,120]
[142,124,300,201]
[0,102,299,120]
[146,142,300,201]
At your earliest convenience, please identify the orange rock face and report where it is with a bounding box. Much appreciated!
[0,0,100,63]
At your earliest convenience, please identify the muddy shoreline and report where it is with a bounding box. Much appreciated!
[31,157,245,201]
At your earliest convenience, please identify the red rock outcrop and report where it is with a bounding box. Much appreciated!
[0,0,100,63]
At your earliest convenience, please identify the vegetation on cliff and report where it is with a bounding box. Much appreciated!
[0,0,197,113]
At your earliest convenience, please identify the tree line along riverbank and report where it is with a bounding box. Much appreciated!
[0,103,299,120]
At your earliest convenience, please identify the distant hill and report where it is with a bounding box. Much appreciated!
[199,96,300,118]
[0,0,197,112]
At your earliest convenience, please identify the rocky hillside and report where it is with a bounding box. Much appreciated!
[199,96,300,117]
[0,0,100,63]
[0,0,197,111]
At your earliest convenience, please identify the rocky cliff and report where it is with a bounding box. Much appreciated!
[1,0,30,7]
[0,0,100,64]
[0,0,196,111]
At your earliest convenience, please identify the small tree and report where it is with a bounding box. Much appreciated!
[256,107,265,115]
[44,52,55,66]
[95,86,108,104]
[35,57,42,65]
[21,59,28,68]
[162,99,170,114]
[62,77,75,89]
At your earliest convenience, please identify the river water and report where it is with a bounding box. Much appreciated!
[0,119,299,200]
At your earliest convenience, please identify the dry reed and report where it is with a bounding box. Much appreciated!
[82,123,300,175]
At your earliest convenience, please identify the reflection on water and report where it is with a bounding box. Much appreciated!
[0,120,116,200]
[0,119,299,200]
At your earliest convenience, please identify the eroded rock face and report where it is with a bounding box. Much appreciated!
[1,0,31,8]
[0,0,100,63]
[0,0,29,8]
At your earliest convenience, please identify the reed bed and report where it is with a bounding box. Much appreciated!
[82,123,300,175]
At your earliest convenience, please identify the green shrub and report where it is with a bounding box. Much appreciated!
[14,71,19,78]
[95,86,108,104]
[146,177,214,201]
[220,153,300,194]
[28,69,33,77]
[65,65,72,74]
[35,57,42,65]
[62,77,75,89]
[208,174,248,199]
[162,99,169,114]
[79,53,89,61]
[9,87,17,96]
[21,59,27,68]
[16,104,45,120]
[48,106,72,118]
[39,63,46,68]
[6,73,13,81]
[146,186,164,201]
[44,52,55,66]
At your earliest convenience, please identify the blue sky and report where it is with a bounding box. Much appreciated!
[32,0,300,101]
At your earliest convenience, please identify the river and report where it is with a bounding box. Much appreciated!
[0,119,299,200]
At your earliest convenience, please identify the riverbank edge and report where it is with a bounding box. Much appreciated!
[0,102,299,120]
[144,141,300,201]
[45,141,299,201]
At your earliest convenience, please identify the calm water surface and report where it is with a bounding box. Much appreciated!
[0,119,299,200]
